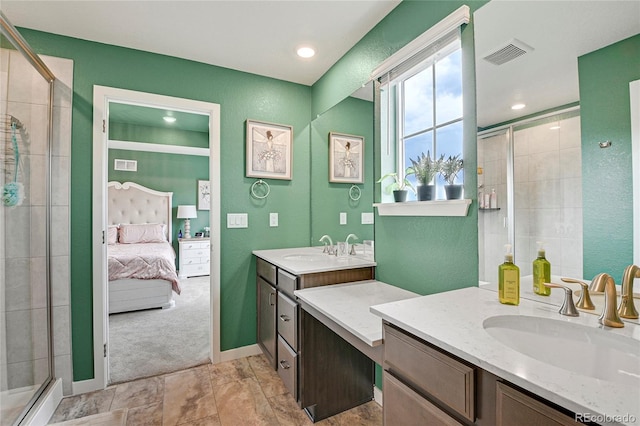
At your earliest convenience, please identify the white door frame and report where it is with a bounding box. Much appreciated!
[91,85,221,390]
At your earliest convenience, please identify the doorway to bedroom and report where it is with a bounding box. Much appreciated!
[93,86,221,388]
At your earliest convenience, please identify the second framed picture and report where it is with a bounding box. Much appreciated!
[329,132,364,183]
[246,119,293,180]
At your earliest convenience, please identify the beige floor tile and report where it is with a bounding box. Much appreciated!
[268,393,314,426]
[213,377,278,425]
[328,401,382,425]
[125,402,163,425]
[162,366,217,426]
[178,415,221,426]
[247,354,287,398]
[111,375,164,410]
[49,408,127,425]
[208,358,254,387]
[49,388,116,423]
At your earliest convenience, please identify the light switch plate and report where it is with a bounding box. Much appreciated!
[227,213,248,228]
[269,213,278,227]
[361,212,374,224]
[340,212,347,225]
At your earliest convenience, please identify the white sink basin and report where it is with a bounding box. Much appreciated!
[282,254,328,262]
[483,315,640,386]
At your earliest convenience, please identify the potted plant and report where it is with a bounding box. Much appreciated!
[377,170,416,202]
[408,151,442,201]
[440,154,464,199]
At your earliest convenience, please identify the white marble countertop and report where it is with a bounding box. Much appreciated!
[370,287,640,426]
[294,280,418,347]
[253,246,376,275]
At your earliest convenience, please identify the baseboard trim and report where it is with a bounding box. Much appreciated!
[23,378,63,426]
[72,378,101,395]
[374,385,383,406]
[219,344,262,362]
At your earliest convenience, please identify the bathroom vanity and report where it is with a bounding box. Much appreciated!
[253,247,378,421]
[371,287,640,426]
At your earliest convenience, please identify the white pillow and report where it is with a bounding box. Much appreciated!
[119,223,166,244]
[107,225,119,245]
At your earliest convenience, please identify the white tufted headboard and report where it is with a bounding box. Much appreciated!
[108,181,173,243]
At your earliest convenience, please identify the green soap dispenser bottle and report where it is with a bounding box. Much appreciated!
[533,241,551,296]
[499,244,520,305]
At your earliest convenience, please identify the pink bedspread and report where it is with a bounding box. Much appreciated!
[108,242,181,294]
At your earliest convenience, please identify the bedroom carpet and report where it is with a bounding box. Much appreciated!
[108,276,210,384]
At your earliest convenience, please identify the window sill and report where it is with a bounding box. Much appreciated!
[373,199,472,217]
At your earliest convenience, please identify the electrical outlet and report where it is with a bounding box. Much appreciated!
[340,212,347,225]
[270,213,278,227]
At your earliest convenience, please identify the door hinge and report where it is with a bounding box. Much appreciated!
[102,230,105,244]
[104,343,107,357]
[102,119,106,133]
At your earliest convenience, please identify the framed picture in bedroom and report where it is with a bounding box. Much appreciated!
[329,132,364,183]
[197,180,210,210]
[246,119,293,180]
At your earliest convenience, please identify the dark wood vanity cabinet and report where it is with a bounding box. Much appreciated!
[255,255,375,421]
[382,323,582,426]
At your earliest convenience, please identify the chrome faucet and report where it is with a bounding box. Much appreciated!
[618,264,639,319]
[589,273,624,328]
[319,235,334,254]
[345,233,358,255]
[543,282,579,316]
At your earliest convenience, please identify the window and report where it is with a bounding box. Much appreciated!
[382,35,463,201]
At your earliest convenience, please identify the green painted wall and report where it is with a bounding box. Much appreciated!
[21,28,311,380]
[579,34,640,283]
[107,149,210,262]
[109,122,209,148]
[310,96,374,244]
[313,1,486,297]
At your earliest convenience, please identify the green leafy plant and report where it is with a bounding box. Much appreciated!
[377,170,416,194]
[408,151,443,185]
[440,154,463,185]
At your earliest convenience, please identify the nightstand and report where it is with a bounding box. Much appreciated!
[178,238,210,278]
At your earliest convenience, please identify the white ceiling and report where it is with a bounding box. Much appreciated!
[1,0,401,86]
[475,0,640,128]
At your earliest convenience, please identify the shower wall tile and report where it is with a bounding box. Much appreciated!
[559,116,581,149]
[5,309,34,363]
[51,206,69,257]
[51,255,70,307]
[53,305,71,357]
[562,177,582,208]
[5,206,30,258]
[529,150,560,181]
[43,55,74,109]
[7,50,49,106]
[529,125,560,154]
[0,49,8,101]
[4,257,30,311]
[55,354,72,395]
[6,101,49,156]
[4,360,34,391]
[28,154,47,206]
[30,256,47,310]
[559,147,582,179]
[32,307,49,361]
[52,106,72,157]
[51,155,70,206]
[29,206,46,258]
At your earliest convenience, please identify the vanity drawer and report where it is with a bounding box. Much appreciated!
[277,335,298,400]
[384,373,463,426]
[277,292,298,350]
[277,269,298,298]
[257,258,276,284]
[384,324,475,422]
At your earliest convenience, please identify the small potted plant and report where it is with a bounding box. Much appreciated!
[377,170,416,202]
[440,154,464,199]
[408,151,442,201]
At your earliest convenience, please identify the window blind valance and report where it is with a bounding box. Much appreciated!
[371,5,470,84]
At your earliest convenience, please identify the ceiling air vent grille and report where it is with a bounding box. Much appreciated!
[483,39,534,66]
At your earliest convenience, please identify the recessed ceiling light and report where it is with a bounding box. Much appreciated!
[297,47,315,58]
[163,116,176,123]
[511,103,526,110]
[549,125,561,130]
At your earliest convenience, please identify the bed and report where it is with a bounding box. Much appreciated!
[107,181,180,314]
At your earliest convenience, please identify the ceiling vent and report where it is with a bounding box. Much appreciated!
[482,38,534,66]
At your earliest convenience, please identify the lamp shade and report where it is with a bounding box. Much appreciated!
[177,205,197,219]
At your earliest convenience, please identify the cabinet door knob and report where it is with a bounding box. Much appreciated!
[279,360,290,369]
[268,292,275,306]
[279,314,290,322]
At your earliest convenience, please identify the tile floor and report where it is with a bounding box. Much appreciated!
[48,354,382,425]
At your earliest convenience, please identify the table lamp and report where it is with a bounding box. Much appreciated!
[177,205,197,239]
